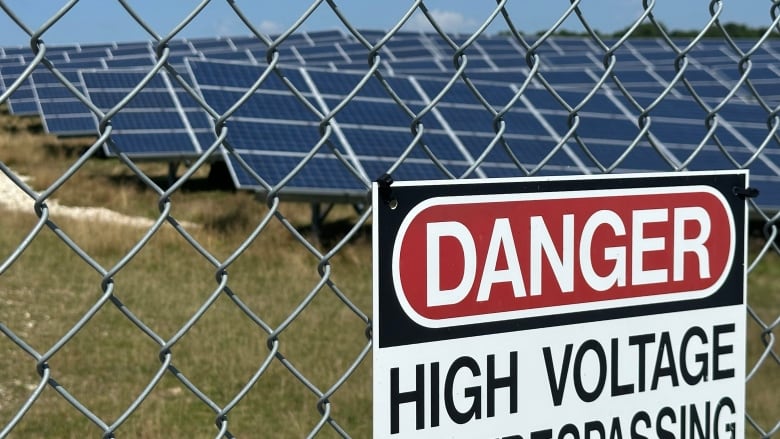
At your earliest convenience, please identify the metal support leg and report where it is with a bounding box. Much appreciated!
[311,202,322,242]
[167,161,179,188]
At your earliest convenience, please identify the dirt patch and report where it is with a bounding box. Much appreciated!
[0,171,157,228]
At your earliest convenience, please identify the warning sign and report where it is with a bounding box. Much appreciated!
[372,171,747,438]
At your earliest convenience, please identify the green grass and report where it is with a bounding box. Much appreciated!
[0,105,777,437]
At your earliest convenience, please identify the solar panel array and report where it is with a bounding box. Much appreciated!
[1,30,779,207]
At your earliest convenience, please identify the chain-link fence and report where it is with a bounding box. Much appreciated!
[0,1,777,437]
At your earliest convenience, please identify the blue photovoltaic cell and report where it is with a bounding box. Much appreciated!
[85,70,167,89]
[198,88,317,121]
[550,38,594,52]
[226,152,366,193]
[308,70,392,100]
[89,90,175,109]
[188,38,233,51]
[581,141,674,172]
[575,115,639,141]
[109,44,152,58]
[225,121,324,153]
[490,56,527,69]
[199,51,253,62]
[541,70,599,89]
[187,59,306,90]
[195,132,218,149]
[389,59,445,72]
[718,103,772,125]
[38,100,91,115]
[0,64,38,115]
[186,111,212,129]
[307,30,347,42]
[385,47,434,60]
[250,46,299,63]
[34,84,77,99]
[164,54,192,68]
[174,90,204,108]
[346,128,468,162]
[477,39,521,55]
[31,69,81,85]
[435,107,497,132]
[110,111,183,130]
[458,134,577,169]
[543,54,598,67]
[341,127,426,159]
[295,44,346,61]
[107,132,199,156]
[82,69,204,157]
[467,70,528,84]
[31,66,103,136]
[43,115,96,134]
[30,67,98,135]
[384,76,427,102]
[416,79,515,106]
[326,97,442,130]
[360,158,470,182]
[458,58,493,70]
[503,109,553,137]
[66,49,110,61]
[649,97,708,120]
[228,36,262,48]
[1,47,26,57]
[103,56,154,68]
[520,89,569,112]
[481,163,584,178]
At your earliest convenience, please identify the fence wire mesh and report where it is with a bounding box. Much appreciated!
[0,0,777,437]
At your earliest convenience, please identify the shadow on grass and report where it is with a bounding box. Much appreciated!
[105,162,236,193]
[297,216,372,249]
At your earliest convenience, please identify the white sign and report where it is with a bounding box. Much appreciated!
[373,172,747,438]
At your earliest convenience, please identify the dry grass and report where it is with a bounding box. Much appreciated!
[745,247,780,433]
[0,104,776,437]
[0,106,373,437]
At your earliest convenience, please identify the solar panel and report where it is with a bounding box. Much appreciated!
[196,50,253,62]
[2,33,779,208]
[182,53,780,205]
[226,151,367,200]
[65,48,111,61]
[109,42,152,58]
[188,60,588,195]
[0,63,39,115]
[186,58,307,90]
[187,37,234,52]
[188,60,365,196]
[81,69,211,158]
[32,67,101,135]
[104,55,156,68]
[2,48,127,132]
[306,30,349,43]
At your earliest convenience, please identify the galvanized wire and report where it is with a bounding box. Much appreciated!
[0,0,777,437]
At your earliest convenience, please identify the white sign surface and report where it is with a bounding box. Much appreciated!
[374,307,744,438]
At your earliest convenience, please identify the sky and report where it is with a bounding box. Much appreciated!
[0,0,775,48]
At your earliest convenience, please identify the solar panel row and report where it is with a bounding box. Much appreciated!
[1,31,779,208]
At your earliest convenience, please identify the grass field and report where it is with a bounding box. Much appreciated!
[0,105,777,437]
